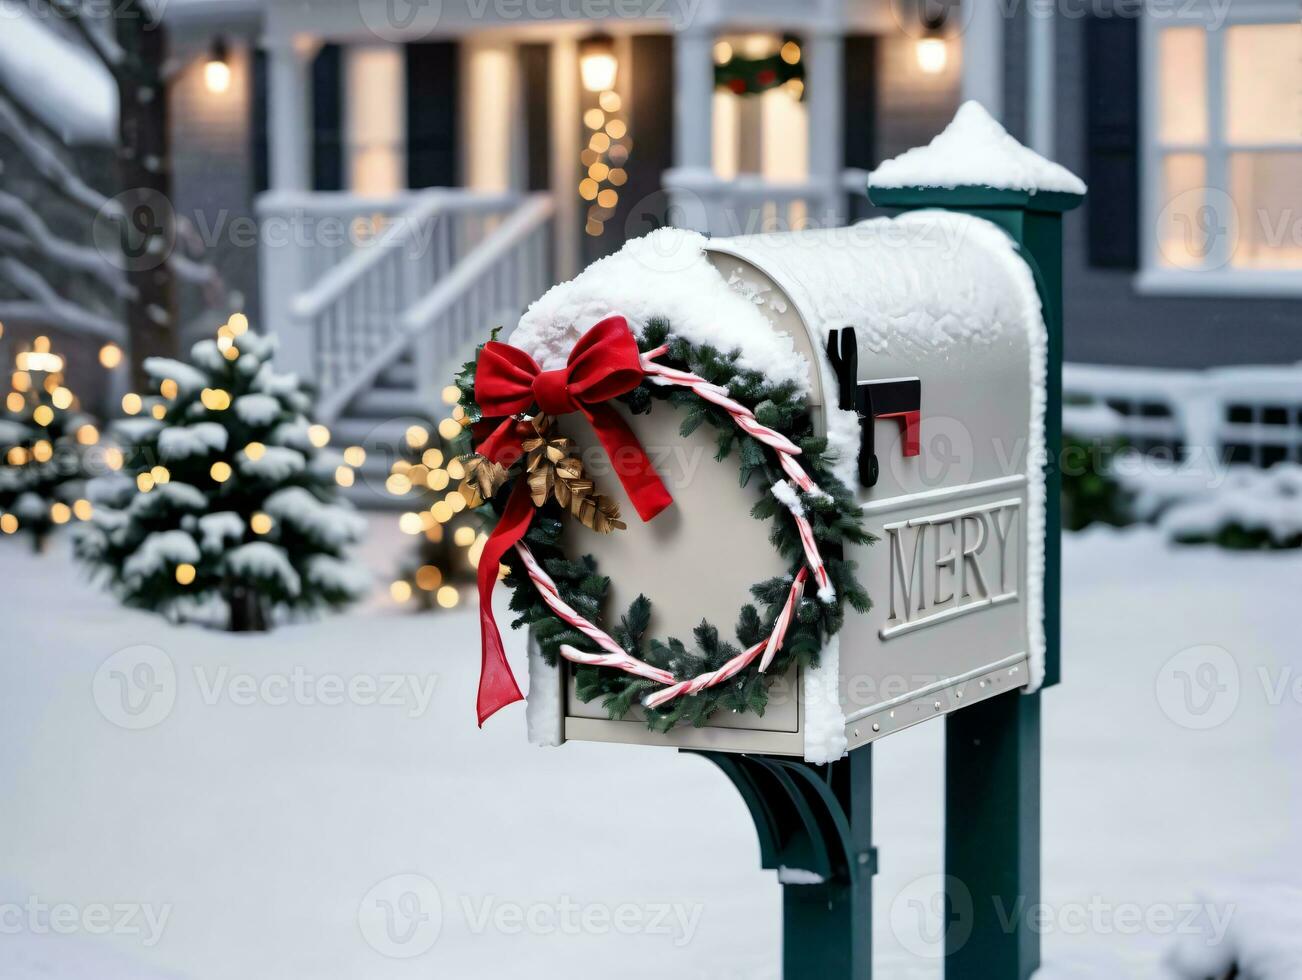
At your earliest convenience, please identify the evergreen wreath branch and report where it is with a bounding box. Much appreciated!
[455,317,873,732]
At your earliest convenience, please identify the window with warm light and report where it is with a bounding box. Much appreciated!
[344,45,406,196]
[1147,15,1302,284]
[711,34,808,185]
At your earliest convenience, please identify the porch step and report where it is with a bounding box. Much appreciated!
[347,386,431,419]
[376,356,416,390]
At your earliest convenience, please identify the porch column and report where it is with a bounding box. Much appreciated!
[671,23,715,232]
[962,1,1004,120]
[549,37,580,282]
[261,34,317,379]
[265,34,316,191]
[806,30,844,227]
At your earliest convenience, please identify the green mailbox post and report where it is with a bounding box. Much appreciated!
[693,105,1084,980]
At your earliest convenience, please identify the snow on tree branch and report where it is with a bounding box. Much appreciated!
[0,256,125,340]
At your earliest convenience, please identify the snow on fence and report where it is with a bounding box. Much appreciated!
[1064,362,1302,468]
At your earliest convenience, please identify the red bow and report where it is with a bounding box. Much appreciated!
[471,315,673,726]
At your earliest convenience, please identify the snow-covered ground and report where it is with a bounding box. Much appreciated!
[1,519,1299,978]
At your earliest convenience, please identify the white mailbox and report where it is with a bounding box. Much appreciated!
[493,107,1083,763]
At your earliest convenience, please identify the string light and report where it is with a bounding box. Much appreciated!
[308,424,330,448]
[440,386,460,405]
[122,393,142,415]
[223,345,240,361]
[99,344,123,369]
[599,90,621,112]
[713,40,733,64]
[228,313,249,335]
[175,563,197,585]
[437,418,461,440]
[243,441,266,461]
[427,468,449,491]
[606,119,627,140]
[436,586,459,609]
[32,440,52,462]
[5,393,22,412]
[73,499,93,521]
[210,461,232,483]
[390,580,413,603]
[445,458,465,480]
[578,178,599,201]
[50,502,71,524]
[104,447,124,470]
[399,512,423,534]
[780,40,801,64]
[76,424,99,446]
[150,465,171,484]
[430,500,453,523]
[200,388,231,411]
[0,514,16,534]
[32,405,53,426]
[344,445,366,466]
[6,447,26,465]
[405,425,429,448]
[12,372,30,393]
[597,189,618,209]
[51,387,73,409]
[137,472,155,492]
[422,448,444,468]
[583,108,605,130]
[386,473,412,496]
[446,490,467,513]
[454,526,476,547]
[335,466,354,487]
[151,404,167,420]
[250,512,273,534]
[415,565,442,591]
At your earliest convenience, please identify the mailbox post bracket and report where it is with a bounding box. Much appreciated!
[688,747,876,979]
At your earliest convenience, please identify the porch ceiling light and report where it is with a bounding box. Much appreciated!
[915,8,948,75]
[579,34,617,93]
[205,36,231,94]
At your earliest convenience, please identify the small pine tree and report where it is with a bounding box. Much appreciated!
[384,405,480,610]
[0,337,98,551]
[74,320,371,630]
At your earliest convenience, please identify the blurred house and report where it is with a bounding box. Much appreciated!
[3,0,1297,471]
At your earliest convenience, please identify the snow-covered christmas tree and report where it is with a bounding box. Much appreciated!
[74,317,371,630]
[0,335,98,550]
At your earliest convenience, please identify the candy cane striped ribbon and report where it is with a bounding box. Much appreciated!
[639,347,833,601]
[515,344,836,710]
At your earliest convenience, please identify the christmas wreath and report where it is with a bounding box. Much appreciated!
[456,315,871,731]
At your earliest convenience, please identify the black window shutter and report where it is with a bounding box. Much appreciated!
[312,43,344,192]
[517,43,551,192]
[842,34,877,171]
[406,42,459,189]
[1084,13,1140,268]
[251,47,269,194]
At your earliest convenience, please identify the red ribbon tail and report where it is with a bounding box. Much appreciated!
[475,481,533,726]
[583,403,673,522]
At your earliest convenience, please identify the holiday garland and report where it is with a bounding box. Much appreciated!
[456,317,872,732]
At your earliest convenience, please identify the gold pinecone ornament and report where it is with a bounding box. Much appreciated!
[460,415,626,534]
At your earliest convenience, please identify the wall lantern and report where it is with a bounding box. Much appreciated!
[204,36,232,94]
[915,10,948,75]
[579,34,617,93]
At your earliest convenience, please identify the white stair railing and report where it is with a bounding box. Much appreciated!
[286,190,524,413]
[314,193,555,423]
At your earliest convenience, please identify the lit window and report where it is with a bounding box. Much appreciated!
[1150,18,1302,275]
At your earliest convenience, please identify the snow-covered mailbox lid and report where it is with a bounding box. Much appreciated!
[507,104,1083,762]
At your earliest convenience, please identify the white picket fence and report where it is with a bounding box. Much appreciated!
[1064,362,1302,468]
